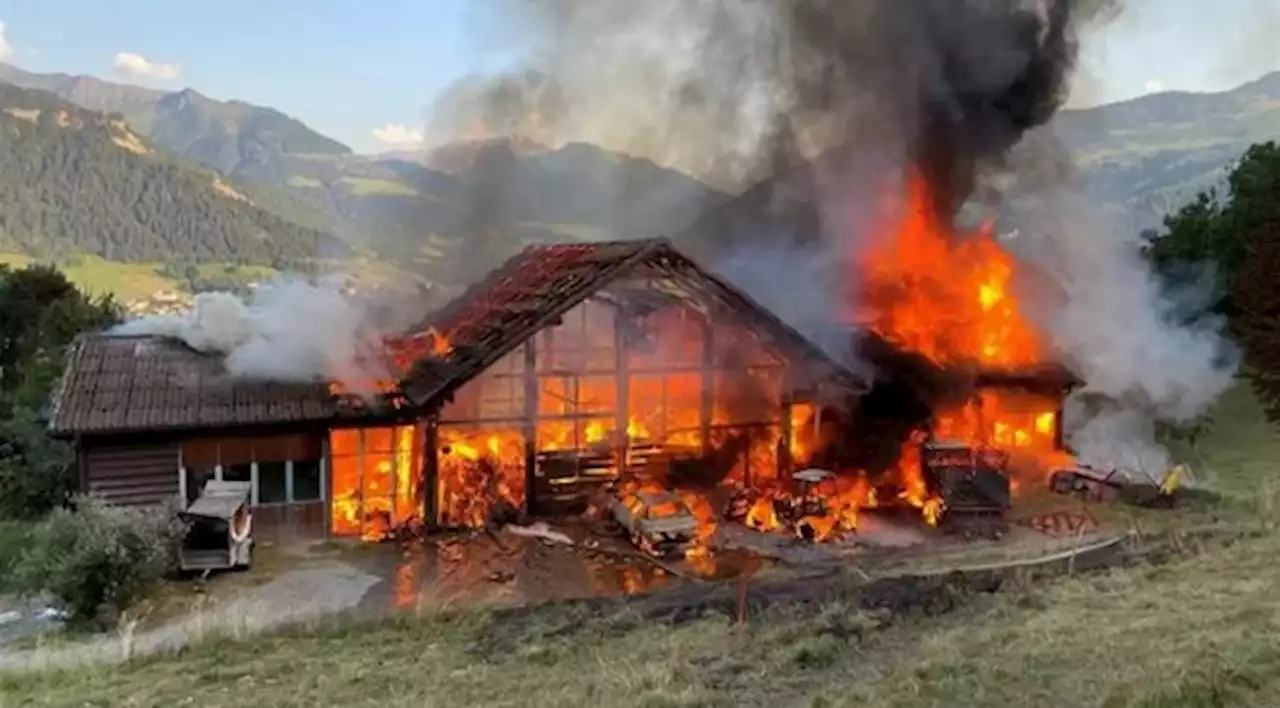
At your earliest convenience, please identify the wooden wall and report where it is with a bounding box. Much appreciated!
[83,442,181,506]
[251,502,327,542]
[79,429,330,542]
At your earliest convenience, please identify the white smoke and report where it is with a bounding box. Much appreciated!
[112,277,394,387]
[1062,406,1170,480]
[713,244,851,364]
[1004,171,1239,478]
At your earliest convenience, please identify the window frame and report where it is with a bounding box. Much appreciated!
[178,436,327,508]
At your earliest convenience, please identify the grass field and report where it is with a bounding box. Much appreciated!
[0,252,179,303]
[336,176,418,197]
[0,522,30,594]
[0,251,429,305]
[3,384,1279,707]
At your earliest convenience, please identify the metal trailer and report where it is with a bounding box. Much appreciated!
[178,480,254,573]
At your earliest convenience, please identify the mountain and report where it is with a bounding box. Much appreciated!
[0,64,350,177]
[0,63,399,251]
[0,66,724,280]
[1056,71,1280,232]
[0,82,342,266]
[451,140,722,237]
[386,135,549,173]
[678,71,1280,251]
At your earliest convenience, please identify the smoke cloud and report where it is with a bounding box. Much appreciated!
[1003,184,1239,475]
[430,0,1238,477]
[432,0,1122,326]
[120,0,1237,482]
[111,278,416,389]
[434,0,1120,190]
[1214,0,1280,86]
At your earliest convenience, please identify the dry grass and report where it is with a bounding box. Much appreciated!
[4,531,1278,708]
[3,384,1279,708]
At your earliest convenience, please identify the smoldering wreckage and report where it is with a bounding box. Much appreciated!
[50,0,1225,594]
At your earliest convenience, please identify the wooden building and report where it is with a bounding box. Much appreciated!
[49,239,860,541]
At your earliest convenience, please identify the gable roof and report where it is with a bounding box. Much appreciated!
[48,239,864,438]
[393,237,862,407]
[48,334,342,437]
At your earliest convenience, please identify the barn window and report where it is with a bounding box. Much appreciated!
[179,435,324,507]
[257,461,288,504]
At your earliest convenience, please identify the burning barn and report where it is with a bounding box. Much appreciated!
[49,233,1077,549]
[324,237,865,541]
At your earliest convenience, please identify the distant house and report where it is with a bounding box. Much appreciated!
[48,239,858,541]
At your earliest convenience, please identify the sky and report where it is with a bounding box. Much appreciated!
[0,0,1275,154]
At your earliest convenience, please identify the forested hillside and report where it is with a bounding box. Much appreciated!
[0,83,343,266]
[1055,71,1280,231]
[1,61,1275,291]
[0,65,725,269]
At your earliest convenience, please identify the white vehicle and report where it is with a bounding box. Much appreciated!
[610,488,698,558]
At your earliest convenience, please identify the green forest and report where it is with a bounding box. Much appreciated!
[0,83,344,269]
[1145,140,1280,421]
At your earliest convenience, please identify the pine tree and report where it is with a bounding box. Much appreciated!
[1228,143,1280,421]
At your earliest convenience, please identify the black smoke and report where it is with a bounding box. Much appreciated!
[422,1,1124,356]
[437,1,1117,200]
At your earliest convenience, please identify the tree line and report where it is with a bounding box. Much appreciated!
[0,264,119,517]
[1144,141,1280,421]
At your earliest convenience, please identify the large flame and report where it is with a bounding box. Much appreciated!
[322,172,1067,550]
[852,172,1065,520]
[329,425,422,542]
[857,173,1045,369]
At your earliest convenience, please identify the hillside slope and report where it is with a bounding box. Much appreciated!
[0,64,350,176]
[0,65,724,274]
[8,63,1268,272]
[0,82,342,265]
[1057,71,1280,231]
[0,63,390,248]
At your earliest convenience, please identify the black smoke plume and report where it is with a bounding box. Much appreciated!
[436,1,1118,203]
[428,1,1237,480]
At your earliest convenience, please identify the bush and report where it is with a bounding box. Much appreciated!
[0,409,76,519]
[0,521,31,592]
[13,495,187,628]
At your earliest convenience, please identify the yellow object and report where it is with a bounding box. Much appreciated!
[1160,464,1186,495]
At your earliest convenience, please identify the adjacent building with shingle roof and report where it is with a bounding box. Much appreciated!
[49,334,340,437]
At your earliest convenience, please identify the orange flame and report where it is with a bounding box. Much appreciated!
[329,425,422,541]
[437,427,525,528]
[850,172,1067,521]
[857,173,1045,369]
[321,176,1071,552]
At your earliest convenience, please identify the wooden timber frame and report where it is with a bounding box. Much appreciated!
[389,239,863,532]
[47,241,863,540]
[423,295,800,529]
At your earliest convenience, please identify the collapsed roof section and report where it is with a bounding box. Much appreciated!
[386,237,864,410]
[50,239,866,437]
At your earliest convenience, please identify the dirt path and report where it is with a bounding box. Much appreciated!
[0,561,381,672]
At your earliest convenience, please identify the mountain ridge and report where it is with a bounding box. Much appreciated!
[0,81,344,267]
[1053,69,1280,231]
[0,64,723,278]
[0,61,1275,284]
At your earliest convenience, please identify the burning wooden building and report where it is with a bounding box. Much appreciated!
[49,239,858,541]
[49,231,1079,545]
